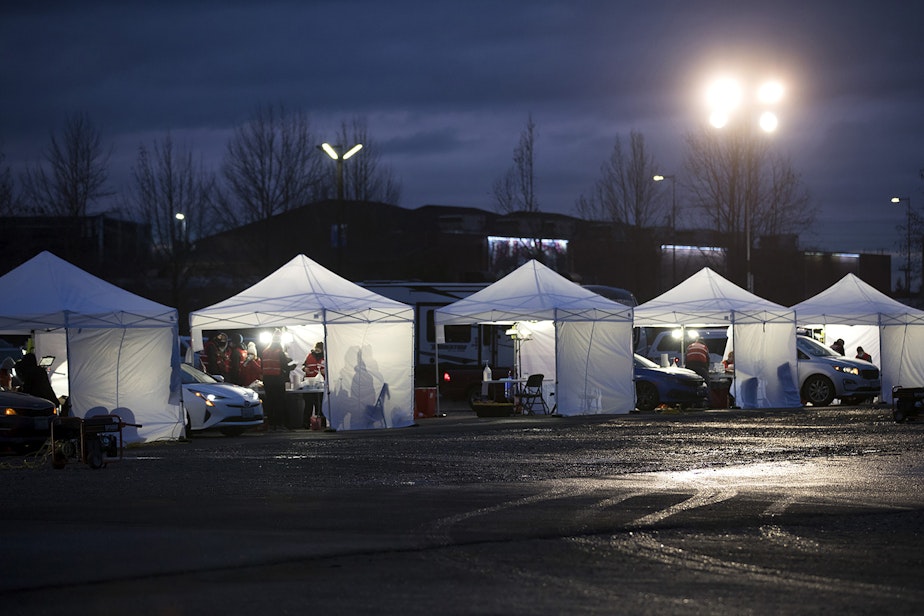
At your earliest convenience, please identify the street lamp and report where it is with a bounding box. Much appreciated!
[653,174,677,286]
[174,212,187,246]
[319,142,363,270]
[320,143,363,202]
[892,196,912,294]
[706,76,784,293]
[172,212,188,310]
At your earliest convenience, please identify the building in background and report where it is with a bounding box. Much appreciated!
[0,202,892,330]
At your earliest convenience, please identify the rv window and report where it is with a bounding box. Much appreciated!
[425,310,471,343]
[446,326,472,343]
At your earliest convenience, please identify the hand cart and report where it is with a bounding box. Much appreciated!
[50,414,142,469]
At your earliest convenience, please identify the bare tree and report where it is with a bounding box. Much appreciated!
[222,104,325,226]
[575,130,664,229]
[684,125,813,242]
[324,117,402,204]
[19,112,113,216]
[128,133,217,313]
[494,114,538,214]
[575,130,665,291]
[683,125,814,291]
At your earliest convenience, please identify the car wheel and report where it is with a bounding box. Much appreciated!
[183,408,192,440]
[219,426,248,437]
[85,437,105,469]
[802,374,835,407]
[636,381,659,412]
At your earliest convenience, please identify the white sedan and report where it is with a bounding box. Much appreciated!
[181,363,264,436]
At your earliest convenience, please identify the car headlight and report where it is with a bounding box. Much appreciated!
[4,407,18,416]
[834,365,860,376]
[191,390,227,407]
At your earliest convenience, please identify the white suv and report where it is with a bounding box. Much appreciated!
[796,335,880,406]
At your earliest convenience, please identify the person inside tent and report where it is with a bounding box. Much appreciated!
[684,334,711,386]
[302,341,326,429]
[260,330,293,430]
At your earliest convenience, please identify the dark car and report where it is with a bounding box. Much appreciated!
[634,354,708,412]
[0,387,57,453]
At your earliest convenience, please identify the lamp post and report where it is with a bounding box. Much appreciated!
[172,212,187,310]
[653,174,677,286]
[319,142,363,270]
[706,76,783,293]
[892,196,912,294]
[174,212,187,247]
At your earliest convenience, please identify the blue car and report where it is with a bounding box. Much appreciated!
[634,354,708,412]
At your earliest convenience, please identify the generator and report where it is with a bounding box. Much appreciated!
[891,386,924,423]
[50,414,141,469]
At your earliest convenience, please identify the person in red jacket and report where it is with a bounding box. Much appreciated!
[226,333,248,386]
[302,341,326,428]
[203,332,230,378]
[238,342,262,388]
[684,335,711,385]
[855,346,872,362]
[260,330,293,430]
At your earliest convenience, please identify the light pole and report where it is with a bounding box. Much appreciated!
[892,196,912,294]
[319,142,363,271]
[175,212,187,247]
[172,212,187,310]
[653,174,677,286]
[706,76,783,293]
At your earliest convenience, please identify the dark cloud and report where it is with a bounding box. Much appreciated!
[2,0,923,279]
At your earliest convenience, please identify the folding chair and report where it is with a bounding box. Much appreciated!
[518,373,550,415]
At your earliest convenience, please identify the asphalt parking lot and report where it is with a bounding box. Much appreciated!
[3,402,924,615]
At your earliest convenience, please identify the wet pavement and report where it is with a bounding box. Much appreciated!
[2,402,924,614]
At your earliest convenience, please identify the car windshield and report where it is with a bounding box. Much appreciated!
[797,336,838,358]
[181,363,220,384]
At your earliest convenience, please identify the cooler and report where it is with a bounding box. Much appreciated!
[415,387,437,419]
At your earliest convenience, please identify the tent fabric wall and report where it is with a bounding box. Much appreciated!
[519,320,555,384]
[189,254,415,431]
[68,327,181,441]
[881,325,924,398]
[325,320,414,430]
[635,268,801,410]
[791,273,924,403]
[822,324,878,364]
[556,320,635,414]
[0,251,182,443]
[435,260,635,416]
[730,322,800,408]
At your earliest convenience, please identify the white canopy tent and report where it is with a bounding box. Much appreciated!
[189,254,414,431]
[791,273,924,403]
[634,267,801,409]
[0,251,182,443]
[433,260,635,415]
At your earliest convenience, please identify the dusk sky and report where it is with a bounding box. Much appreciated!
[2,1,922,285]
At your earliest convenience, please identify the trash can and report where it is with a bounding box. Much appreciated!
[709,376,731,408]
[414,387,437,419]
[286,393,305,429]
